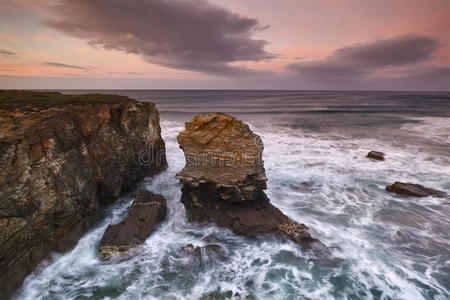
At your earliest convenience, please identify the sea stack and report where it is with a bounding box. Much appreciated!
[0,91,167,298]
[176,113,329,256]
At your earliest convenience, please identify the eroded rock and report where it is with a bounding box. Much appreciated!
[99,190,166,260]
[386,182,446,198]
[176,113,329,256]
[0,91,167,297]
[176,113,266,203]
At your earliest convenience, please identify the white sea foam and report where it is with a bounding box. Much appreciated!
[401,117,450,145]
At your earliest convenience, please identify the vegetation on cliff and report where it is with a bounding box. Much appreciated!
[0,90,136,109]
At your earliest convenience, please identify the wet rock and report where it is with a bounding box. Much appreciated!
[329,245,343,252]
[198,289,236,300]
[201,233,221,244]
[0,91,167,298]
[386,182,446,198]
[180,243,227,261]
[367,151,385,161]
[199,290,234,300]
[201,235,215,243]
[378,209,429,228]
[176,113,329,257]
[99,190,166,260]
[290,181,322,193]
[390,229,411,243]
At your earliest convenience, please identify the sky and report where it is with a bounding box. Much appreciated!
[0,0,449,90]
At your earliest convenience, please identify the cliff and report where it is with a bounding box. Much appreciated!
[0,91,167,298]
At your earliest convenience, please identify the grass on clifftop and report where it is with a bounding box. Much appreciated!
[0,90,136,110]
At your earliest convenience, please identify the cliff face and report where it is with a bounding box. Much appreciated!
[0,91,167,298]
[176,113,329,257]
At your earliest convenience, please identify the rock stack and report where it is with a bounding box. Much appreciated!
[176,113,329,256]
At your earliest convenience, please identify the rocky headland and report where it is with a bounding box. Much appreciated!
[175,113,329,256]
[0,91,167,298]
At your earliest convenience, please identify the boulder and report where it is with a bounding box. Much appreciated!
[99,190,166,260]
[386,182,446,198]
[0,91,167,298]
[176,113,329,256]
[367,151,385,161]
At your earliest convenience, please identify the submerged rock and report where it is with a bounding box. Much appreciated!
[386,182,446,198]
[176,113,329,256]
[390,229,411,243]
[178,243,227,270]
[367,151,385,161]
[0,91,167,297]
[99,190,166,260]
[180,243,227,260]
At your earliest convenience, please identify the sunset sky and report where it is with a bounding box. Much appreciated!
[0,0,449,90]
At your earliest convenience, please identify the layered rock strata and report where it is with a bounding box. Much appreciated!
[0,91,167,298]
[99,190,167,260]
[176,113,328,256]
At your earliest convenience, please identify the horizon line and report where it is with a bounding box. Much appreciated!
[2,88,449,93]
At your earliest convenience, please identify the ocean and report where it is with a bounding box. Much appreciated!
[15,90,450,299]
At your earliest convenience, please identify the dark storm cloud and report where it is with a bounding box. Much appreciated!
[44,62,89,70]
[332,34,441,67]
[287,34,443,79]
[44,0,274,77]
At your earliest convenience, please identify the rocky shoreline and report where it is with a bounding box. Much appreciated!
[0,91,167,298]
[2,91,448,298]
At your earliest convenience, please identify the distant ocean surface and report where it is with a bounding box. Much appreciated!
[16,90,450,299]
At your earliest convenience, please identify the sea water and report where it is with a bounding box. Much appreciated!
[15,91,450,299]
